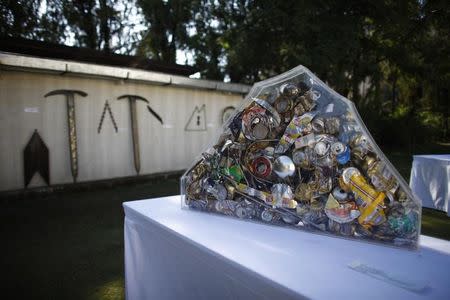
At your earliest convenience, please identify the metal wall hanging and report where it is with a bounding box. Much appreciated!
[147,105,164,125]
[97,100,118,133]
[23,129,50,187]
[185,104,207,131]
[118,95,163,174]
[44,89,87,183]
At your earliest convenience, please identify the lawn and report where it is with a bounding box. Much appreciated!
[1,149,449,300]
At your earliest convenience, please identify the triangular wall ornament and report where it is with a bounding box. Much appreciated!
[24,129,50,187]
[181,65,421,249]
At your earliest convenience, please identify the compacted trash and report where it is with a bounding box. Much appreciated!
[181,65,421,249]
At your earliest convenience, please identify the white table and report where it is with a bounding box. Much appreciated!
[410,155,450,215]
[124,196,450,300]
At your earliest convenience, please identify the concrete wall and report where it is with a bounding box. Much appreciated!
[0,70,243,191]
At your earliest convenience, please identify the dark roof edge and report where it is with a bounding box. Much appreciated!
[0,37,198,77]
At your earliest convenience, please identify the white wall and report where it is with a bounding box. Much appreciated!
[0,71,242,191]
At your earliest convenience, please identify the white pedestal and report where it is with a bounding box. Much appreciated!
[124,196,450,300]
[410,154,450,216]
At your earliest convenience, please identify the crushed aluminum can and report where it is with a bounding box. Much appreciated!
[324,117,340,135]
[325,193,360,224]
[204,179,228,201]
[295,182,317,202]
[280,83,300,98]
[312,117,325,133]
[261,208,276,222]
[331,142,351,164]
[388,213,417,236]
[271,183,297,208]
[294,98,307,116]
[215,200,238,215]
[328,219,355,236]
[292,147,315,169]
[367,161,398,192]
[241,104,269,140]
[294,133,315,149]
[301,90,316,111]
[235,202,256,219]
[273,155,296,178]
[340,167,387,227]
[274,96,293,115]
[189,199,208,211]
[254,98,281,125]
[314,141,329,157]
[297,80,312,95]
[275,112,315,153]
[281,214,300,224]
[316,173,333,194]
[251,156,272,178]
[236,183,272,204]
[332,186,349,203]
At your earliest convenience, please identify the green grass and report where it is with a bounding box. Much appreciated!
[1,177,180,300]
[1,145,449,300]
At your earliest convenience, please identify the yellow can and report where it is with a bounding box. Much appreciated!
[341,168,386,227]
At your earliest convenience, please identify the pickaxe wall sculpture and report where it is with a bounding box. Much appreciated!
[118,95,163,174]
[45,89,87,182]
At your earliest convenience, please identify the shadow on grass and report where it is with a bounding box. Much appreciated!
[1,177,179,300]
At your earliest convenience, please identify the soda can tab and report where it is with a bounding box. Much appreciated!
[341,168,386,227]
[273,155,296,178]
[271,183,297,209]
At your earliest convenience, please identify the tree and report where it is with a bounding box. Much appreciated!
[0,0,40,38]
[137,0,194,63]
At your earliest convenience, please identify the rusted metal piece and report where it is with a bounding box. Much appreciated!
[117,95,149,174]
[23,129,50,187]
[98,100,118,133]
[44,89,87,182]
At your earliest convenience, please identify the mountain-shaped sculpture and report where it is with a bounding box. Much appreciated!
[181,65,421,249]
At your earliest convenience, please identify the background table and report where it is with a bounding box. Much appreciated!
[410,155,450,216]
[124,196,450,300]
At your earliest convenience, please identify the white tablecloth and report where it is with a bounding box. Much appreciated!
[124,196,450,300]
[410,155,450,215]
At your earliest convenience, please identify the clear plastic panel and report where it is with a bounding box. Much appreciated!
[181,65,421,249]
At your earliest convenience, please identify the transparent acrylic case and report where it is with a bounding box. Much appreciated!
[181,65,421,249]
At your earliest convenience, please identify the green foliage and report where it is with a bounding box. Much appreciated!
[1,0,449,144]
[0,0,41,38]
